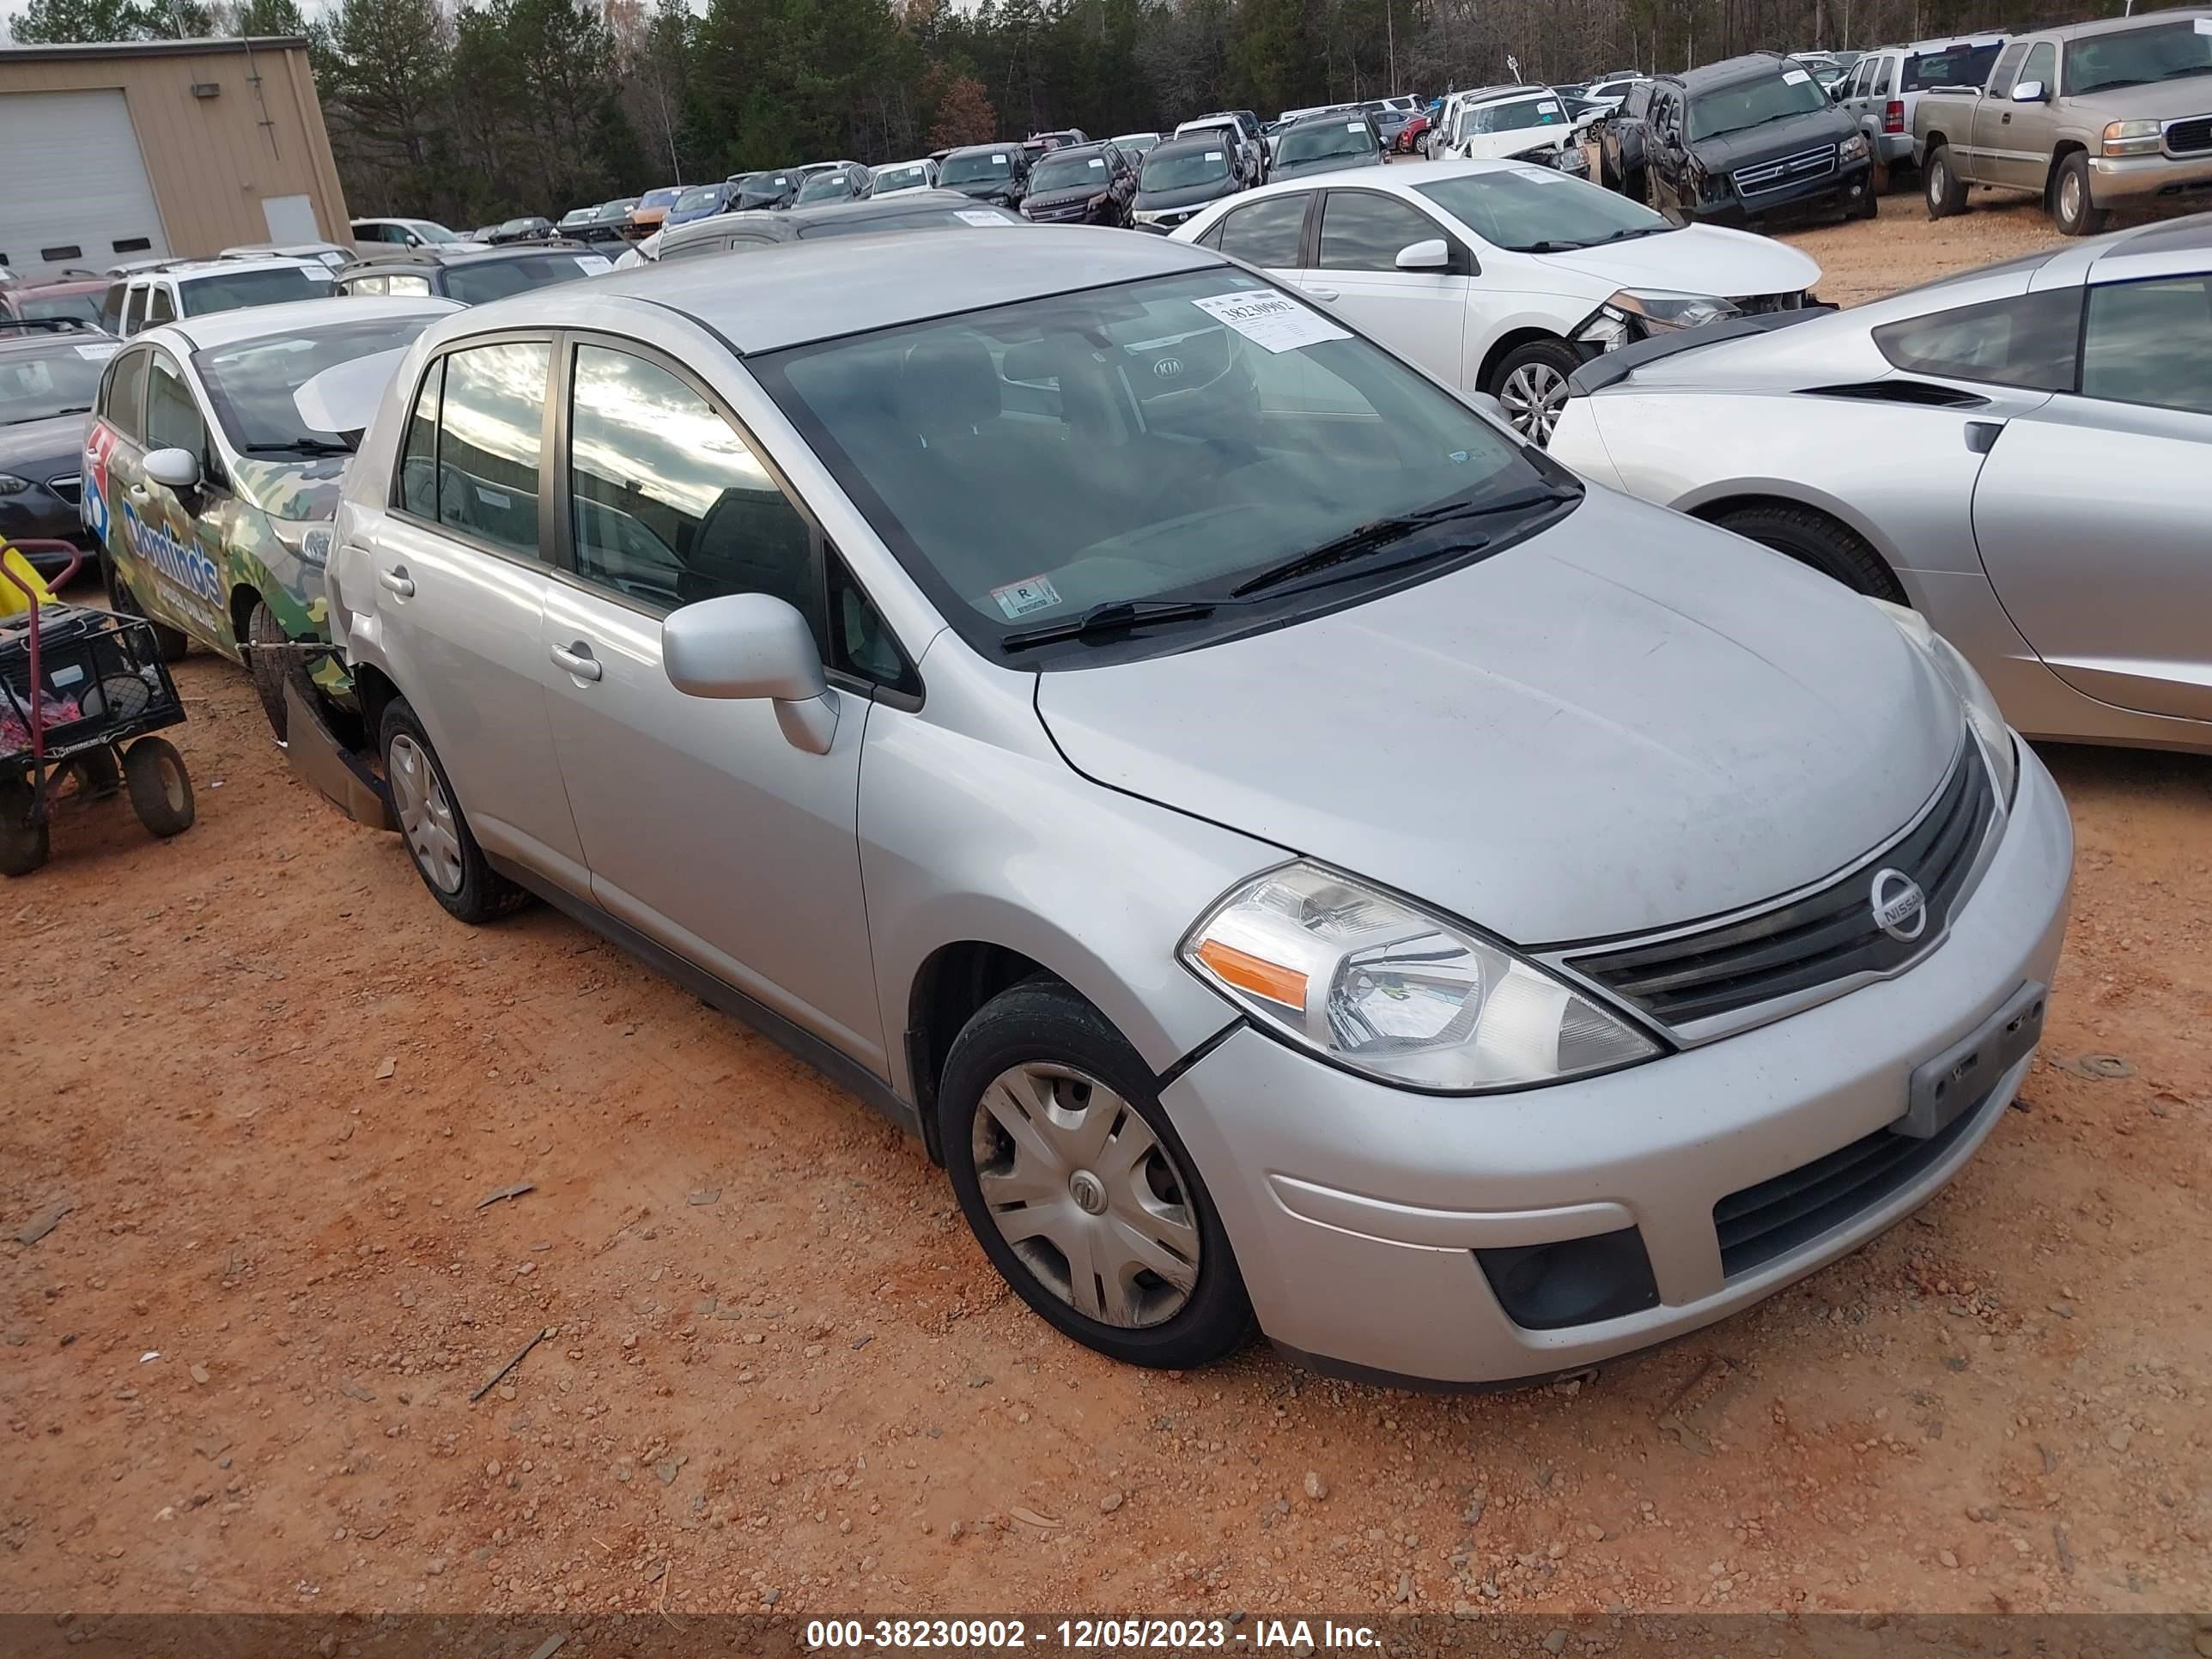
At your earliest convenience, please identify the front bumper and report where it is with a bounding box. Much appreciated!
[1,489,94,570]
[2087,149,2212,206]
[1161,742,2072,1387]
[1692,157,1873,223]
[281,678,393,830]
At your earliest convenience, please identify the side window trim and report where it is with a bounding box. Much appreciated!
[550,328,921,698]
[385,328,560,571]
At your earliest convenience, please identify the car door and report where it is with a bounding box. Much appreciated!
[536,334,888,1069]
[1993,41,2057,192]
[1972,270,2212,723]
[1968,41,2031,181]
[1647,89,1687,210]
[131,347,234,651]
[370,337,591,890]
[1296,188,1470,389]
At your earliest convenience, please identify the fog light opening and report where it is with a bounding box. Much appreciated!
[1476,1227,1662,1331]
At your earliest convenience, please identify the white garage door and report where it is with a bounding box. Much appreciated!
[0,89,170,282]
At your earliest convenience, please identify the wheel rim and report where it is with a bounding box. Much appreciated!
[1498,362,1569,443]
[1929,160,1946,204]
[387,733,463,894]
[155,750,185,812]
[2060,171,2082,223]
[969,1062,1201,1328]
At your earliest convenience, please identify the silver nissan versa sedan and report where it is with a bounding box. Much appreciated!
[290,228,2073,1387]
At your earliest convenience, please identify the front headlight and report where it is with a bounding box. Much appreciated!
[1839,131,1871,162]
[0,472,33,497]
[1182,861,1661,1092]
[1869,599,2018,805]
[1132,209,1164,225]
[2102,118,2162,157]
[1577,289,1741,349]
[274,520,333,567]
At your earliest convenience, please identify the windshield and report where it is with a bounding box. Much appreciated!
[1278,118,1377,165]
[1687,70,1831,140]
[598,198,639,221]
[674,187,722,213]
[797,206,1017,239]
[18,292,105,325]
[2066,21,2212,95]
[193,315,438,452]
[1141,146,1231,191]
[0,341,109,425]
[1416,167,1672,251]
[1458,96,1565,138]
[793,171,855,204]
[641,187,684,210]
[1901,42,2003,91]
[1030,151,1110,193]
[444,254,604,306]
[1115,133,1160,153]
[875,165,931,191]
[178,265,334,318]
[755,269,1558,662]
[939,150,1014,185]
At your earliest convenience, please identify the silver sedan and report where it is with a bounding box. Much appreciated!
[1550,214,2212,753]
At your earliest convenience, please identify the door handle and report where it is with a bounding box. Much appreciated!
[1964,420,2004,455]
[378,566,415,598]
[550,641,601,682]
[1303,285,1340,301]
[2001,112,2012,124]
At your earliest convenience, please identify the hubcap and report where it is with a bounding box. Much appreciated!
[1499,362,1569,444]
[970,1063,1200,1328]
[2061,173,2081,221]
[387,732,464,894]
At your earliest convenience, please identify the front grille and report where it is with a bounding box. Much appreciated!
[1733,143,1838,196]
[2167,115,2212,156]
[1714,1086,1985,1277]
[1029,202,1090,222]
[1732,290,1807,315]
[1568,742,1994,1030]
[46,473,81,504]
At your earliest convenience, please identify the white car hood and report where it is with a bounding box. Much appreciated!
[1460,127,1578,162]
[1534,225,1820,299]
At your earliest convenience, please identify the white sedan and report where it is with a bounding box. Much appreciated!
[1170,157,1820,443]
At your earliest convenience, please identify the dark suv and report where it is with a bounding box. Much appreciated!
[1019,141,1139,225]
[939,144,1032,210]
[1620,54,1875,225]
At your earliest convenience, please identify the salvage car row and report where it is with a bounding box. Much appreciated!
[15,150,2212,1393]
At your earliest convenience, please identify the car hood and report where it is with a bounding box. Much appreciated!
[0,413,87,478]
[228,454,347,521]
[1026,183,1105,210]
[1691,107,1855,171]
[1273,149,1385,179]
[1461,125,1579,161]
[1135,179,1237,211]
[1032,488,1961,944]
[2068,77,2212,119]
[945,179,1021,201]
[1532,223,1820,297]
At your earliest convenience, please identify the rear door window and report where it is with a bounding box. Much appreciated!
[105,348,150,441]
[1214,194,1310,268]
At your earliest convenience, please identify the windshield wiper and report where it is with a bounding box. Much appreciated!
[1000,599,1218,652]
[1229,489,1571,599]
[245,438,353,457]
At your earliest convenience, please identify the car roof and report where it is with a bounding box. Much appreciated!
[1462,83,1556,104]
[1146,133,1230,158]
[337,246,592,276]
[1223,155,1540,205]
[143,256,328,281]
[1283,109,1372,130]
[447,227,1217,356]
[659,189,987,249]
[2086,210,2212,278]
[138,295,460,354]
[2034,8,2212,41]
[1667,52,1794,91]
[1036,141,1109,161]
[944,143,1014,157]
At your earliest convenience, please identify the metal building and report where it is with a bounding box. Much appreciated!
[0,36,350,282]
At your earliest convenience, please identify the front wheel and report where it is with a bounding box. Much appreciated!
[2052,152,2107,237]
[246,600,320,744]
[0,776,48,877]
[122,737,194,838]
[1487,339,1582,447]
[1714,502,1906,603]
[938,980,1251,1370]
[1851,180,1880,220]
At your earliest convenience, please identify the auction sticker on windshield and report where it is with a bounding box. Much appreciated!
[1782,67,1812,83]
[956,210,1014,227]
[991,574,1061,618]
[1189,290,1351,354]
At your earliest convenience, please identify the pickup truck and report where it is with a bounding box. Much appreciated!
[1914,9,2212,235]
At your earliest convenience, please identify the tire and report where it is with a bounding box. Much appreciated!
[67,746,121,800]
[2052,152,2107,237]
[122,737,194,838]
[1923,144,1966,220]
[378,696,526,924]
[1852,182,1879,221]
[246,600,320,744]
[0,777,49,877]
[1713,502,1906,603]
[104,553,189,663]
[938,980,1252,1370]
[1486,338,1583,447]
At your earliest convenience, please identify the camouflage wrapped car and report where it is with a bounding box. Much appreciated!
[83,296,459,740]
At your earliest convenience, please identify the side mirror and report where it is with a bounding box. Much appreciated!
[143,447,203,491]
[2010,80,2045,102]
[1395,238,1450,270]
[662,591,839,755]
